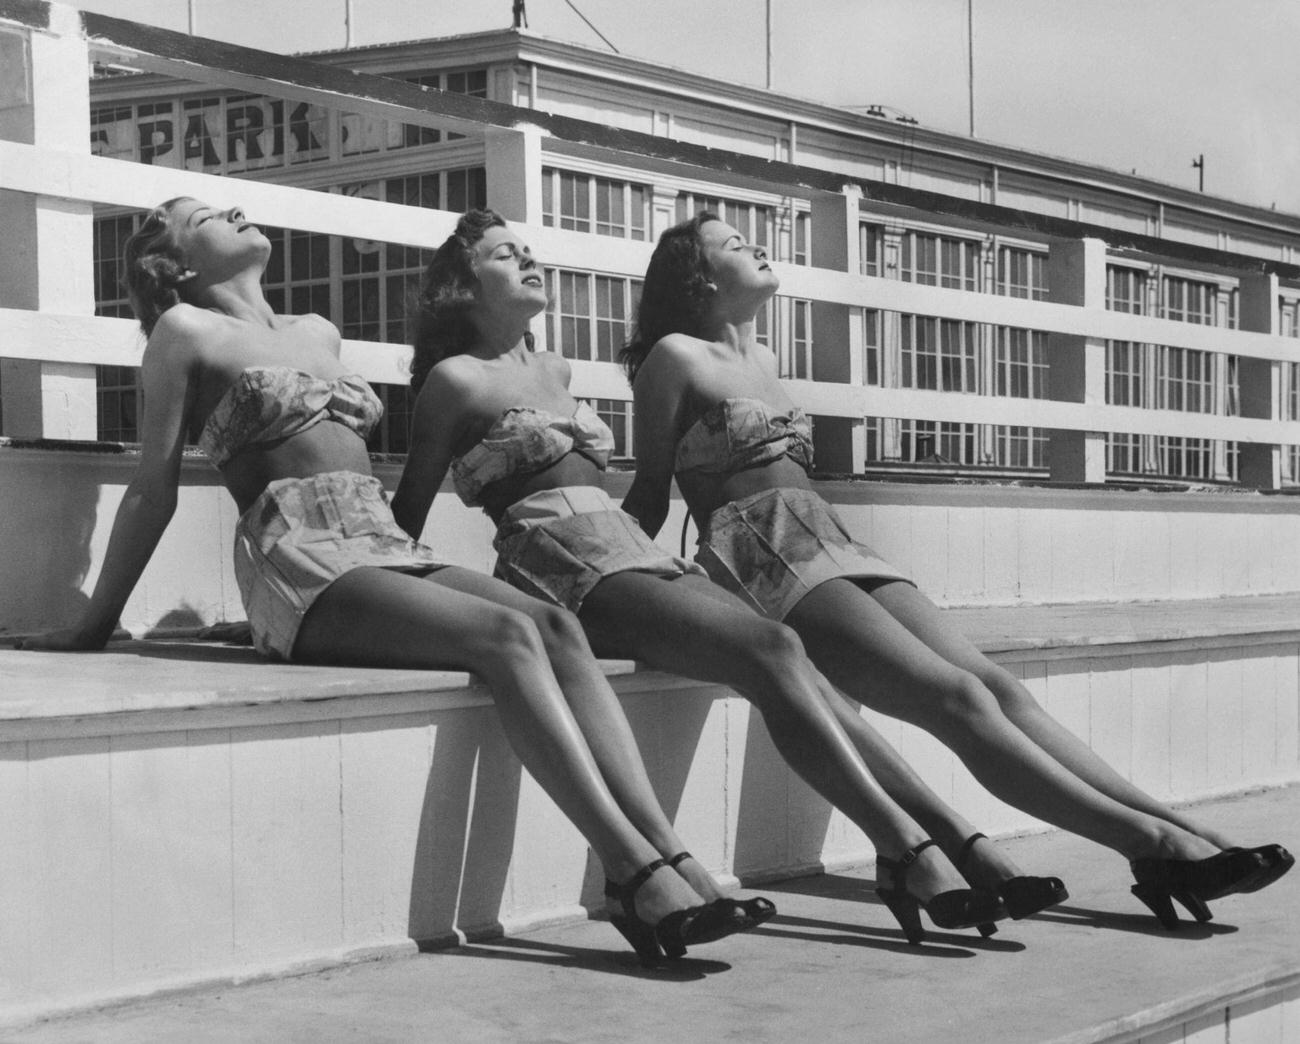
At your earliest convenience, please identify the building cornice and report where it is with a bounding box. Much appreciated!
[87,27,1300,241]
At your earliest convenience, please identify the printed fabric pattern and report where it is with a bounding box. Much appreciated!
[674,397,814,476]
[232,470,445,660]
[199,367,383,468]
[696,487,910,620]
[493,486,706,612]
[452,403,615,507]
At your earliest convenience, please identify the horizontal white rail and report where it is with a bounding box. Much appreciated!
[4,140,1300,365]
[0,309,414,384]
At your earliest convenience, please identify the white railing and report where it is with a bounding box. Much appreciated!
[2,0,1298,485]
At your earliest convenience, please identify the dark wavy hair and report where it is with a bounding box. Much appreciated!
[122,197,197,336]
[408,208,534,393]
[620,211,719,383]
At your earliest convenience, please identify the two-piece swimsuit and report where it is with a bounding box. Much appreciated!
[451,402,704,612]
[675,398,909,621]
[199,366,444,659]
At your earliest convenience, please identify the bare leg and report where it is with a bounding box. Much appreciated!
[292,566,702,926]
[426,568,714,892]
[868,581,1235,850]
[785,578,1220,863]
[578,572,974,903]
[616,577,1031,886]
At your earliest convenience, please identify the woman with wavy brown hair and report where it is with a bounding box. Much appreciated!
[618,210,1292,930]
[390,209,1092,945]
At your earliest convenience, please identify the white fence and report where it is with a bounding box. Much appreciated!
[2,0,1299,484]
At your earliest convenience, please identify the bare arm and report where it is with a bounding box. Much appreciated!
[391,367,469,540]
[621,340,690,539]
[19,312,200,650]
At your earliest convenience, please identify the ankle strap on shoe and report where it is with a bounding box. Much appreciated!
[605,857,668,902]
[666,851,692,869]
[879,839,939,874]
[955,833,988,873]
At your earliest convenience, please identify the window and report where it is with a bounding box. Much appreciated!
[593,398,633,458]
[899,419,977,464]
[96,364,138,442]
[94,214,137,318]
[262,225,331,320]
[1107,341,1143,406]
[542,169,649,240]
[997,247,1047,300]
[1107,266,1147,314]
[1163,275,1216,325]
[862,309,880,385]
[1154,346,1213,414]
[859,224,883,277]
[776,299,813,379]
[901,316,977,392]
[899,231,978,290]
[544,269,641,362]
[402,69,488,146]
[1156,436,1215,479]
[1107,433,1142,474]
[996,328,1048,398]
[995,426,1048,468]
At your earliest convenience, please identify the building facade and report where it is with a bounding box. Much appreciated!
[83,29,1300,485]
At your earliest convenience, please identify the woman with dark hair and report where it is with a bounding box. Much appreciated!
[16,196,762,967]
[393,208,1079,946]
[619,211,1292,930]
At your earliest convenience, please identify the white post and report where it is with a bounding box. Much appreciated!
[0,24,98,440]
[483,125,545,351]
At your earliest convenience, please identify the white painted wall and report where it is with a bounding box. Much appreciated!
[3,449,1298,639]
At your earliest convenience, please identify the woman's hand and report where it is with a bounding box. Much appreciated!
[12,627,109,652]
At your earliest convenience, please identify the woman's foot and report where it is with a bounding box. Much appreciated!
[665,851,729,901]
[879,838,983,905]
[604,860,752,966]
[947,833,1024,892]
[666,851,777,926]
[952,833,1068,920]
[875,839,1005,944]
[607,861,705,927]
[1130,825,1223,864]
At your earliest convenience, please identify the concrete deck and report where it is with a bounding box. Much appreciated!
[5,787,1296,1044]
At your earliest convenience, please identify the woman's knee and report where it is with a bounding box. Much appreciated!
[526,601,592,655]
[478,605,548,669]
[933,670,1003,725]
[744,620,812,682]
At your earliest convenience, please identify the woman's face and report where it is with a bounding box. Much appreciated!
[469,225,548,319]
[698,219,779,302]
[168,198,270,279]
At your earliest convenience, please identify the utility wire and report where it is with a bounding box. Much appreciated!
[562,0,620,53]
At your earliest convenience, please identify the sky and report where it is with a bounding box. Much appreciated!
[73,0,1300,216]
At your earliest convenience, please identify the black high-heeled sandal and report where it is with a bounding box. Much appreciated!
[876,840,1005,946]
[955,833,1069,922]
[604,859,747,967]
[1129,848,1272,930]
[666,851,777,928]
[1221,844,1293,894]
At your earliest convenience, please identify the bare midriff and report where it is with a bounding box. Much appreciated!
[220,422,375,514]
[676,455,813,532]
[480,453,609,526]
